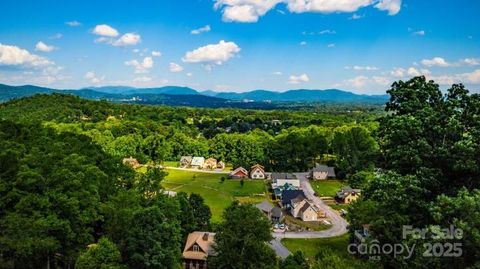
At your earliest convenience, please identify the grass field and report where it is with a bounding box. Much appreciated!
[162,169,267,222]
[310,180,344,197]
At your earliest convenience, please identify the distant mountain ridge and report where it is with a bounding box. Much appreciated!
[0,83,388,105]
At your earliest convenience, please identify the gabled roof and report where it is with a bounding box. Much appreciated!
[230,167,248,176]
[298,201,319,214]
[191,157,205,166]
[255,201,274,213]
[291,194,306,205]
[281,190,306,205]
[271,173,297,180]
[336,186,361,199]
[251,164,265,171]
[183,231,216,260]
[312,164,336,176]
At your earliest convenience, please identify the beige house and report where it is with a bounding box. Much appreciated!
[183,232,216,269]
[203,158,217,170]
[217,161,225,170]
[191,157,205,169]
[180,156,193,168]
[290,196,325,221]
[309,164,336,180]
[250,164,266,179]
[335,187,361,204]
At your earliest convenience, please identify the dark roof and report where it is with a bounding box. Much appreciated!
[312,164,336,176]
[281,190,306,205]
[290,194,306,205]
[255,201,274,213]
[271,206,283,218]
[271,173,297,180]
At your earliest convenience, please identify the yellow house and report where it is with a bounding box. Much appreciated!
[335,187,361,204]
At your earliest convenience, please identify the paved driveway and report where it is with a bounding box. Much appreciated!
[270,173,349,258]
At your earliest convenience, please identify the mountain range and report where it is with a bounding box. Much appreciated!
[0,84,388,108]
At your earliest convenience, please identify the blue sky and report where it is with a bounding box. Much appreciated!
[0,0,479,94]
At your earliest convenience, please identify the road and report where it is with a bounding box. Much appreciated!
[164,166,229,174]
[269,173,348,258]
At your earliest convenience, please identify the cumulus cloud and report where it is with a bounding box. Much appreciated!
[92,24,119,37]
[65,21,82,27]
[374,0,402,15]
[421,57,450,67]
[288,73,309,84]
[460,58,480,66]
[191,25,211,35]
[151,51,162,57]
[84,71,104,84]
[125,57,154,73]
[112,33,141,46]
[35,41,56,52]
[214,0,402,22]
[429,69,480,85]
[169,62,184,72]
[182,40,240,66]
[0,43,54,67]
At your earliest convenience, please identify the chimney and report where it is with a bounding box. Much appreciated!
[203,233,209,241]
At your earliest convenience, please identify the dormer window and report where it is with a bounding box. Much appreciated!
[193,245,199,252]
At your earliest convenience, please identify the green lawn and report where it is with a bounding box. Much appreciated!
[310,180,344,197]
[162,169,267,222]
[282,235,374,268]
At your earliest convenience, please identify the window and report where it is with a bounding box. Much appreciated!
[193,245,199,252]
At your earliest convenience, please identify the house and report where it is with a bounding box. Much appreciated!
[229,167,249,179]
[281,190,306,208]
[271,206,283,223]
[250,164,266,179]
[183,231,216,269]
[309,164,336,180]
[335,186,361,204]
[271,173,300,189]
[255,201,274,219]
[203,158,217,170]
[354,224,371,244]
[122,156,141,169]
[290,197,325,221]
[191,157,205,169]
[217,161,225,170]
[180,156,193,168]
[272,183,298,199]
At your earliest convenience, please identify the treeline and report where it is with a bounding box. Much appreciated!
[0,120,212,268]
[348,77,480,268]
[0,94,380,174]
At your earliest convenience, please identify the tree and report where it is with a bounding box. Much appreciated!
[75,238,123,269]
[135,167,167,197]
[210,202,277,269]
[281,251,309,269]
[188,193,211,231]
[313,248,354,269]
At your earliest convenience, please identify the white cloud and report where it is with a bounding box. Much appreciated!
[345,65,379,71]
[0,43,54,67]
[35,41,56,52]
[125,57,154,73]
[182,40,240,66]
[412,30,425,36]
[421,57,450,67]
[390,67,405,77]
[186,72,193,77]
[374,0,402,15]
[191,25,211,35]
[84,71,104,84]
[214,0,282,22]
[429,69,480,85]
[65,21,82,27]
[49,33,63,40]
[327,43,335,48]
[300,41,307,45]
[407,67,430,76]
[319,29,336,35]
[272,71,283,75]
[459,58,480,66]
[214,0,402,23]
[112,33,141,46]
[92,24,119,37]
[151,51,162,57]
[349,13,364,19]
[169,62,184,72]
[288,73,309,84]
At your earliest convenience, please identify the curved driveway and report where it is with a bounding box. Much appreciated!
[269,173,348,258]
